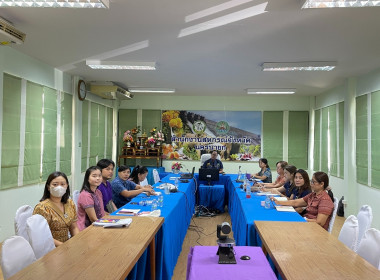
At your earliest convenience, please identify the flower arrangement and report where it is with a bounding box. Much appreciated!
[147,136,156,145]
[155,130,165,142]
[171,161,183,171]
[150,127,157,136]
[131,126,141,135]
[123,130,134,143]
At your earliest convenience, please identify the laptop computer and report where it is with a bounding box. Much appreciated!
[180,166,195,179]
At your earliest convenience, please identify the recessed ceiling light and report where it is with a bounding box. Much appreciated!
[178,2,267,38]
[86,60,156,70]
[128,88,176,93]
[302,0,380,8]
[262,62,336,71]
[246,89,296,94]
[0,0,109,8]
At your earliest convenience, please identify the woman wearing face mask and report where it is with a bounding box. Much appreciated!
[77,166,106,231]
[33,171,79,247]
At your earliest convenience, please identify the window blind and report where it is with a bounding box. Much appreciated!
[356,95,368,185]
[262,111,283,168]
[288,111,309,169]
[60,92,72,176]
[371,91,380,189]
[313,109,321,171]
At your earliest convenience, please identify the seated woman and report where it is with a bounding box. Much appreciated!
[265,165,297,197]
[112,165,155,209]
[33,171,79,246]
[129,165,153,187]
[259,160,287,188]
[289,169,312,213]
[273,171,334,230]
[77,166,106,231]
[252,158,272,183]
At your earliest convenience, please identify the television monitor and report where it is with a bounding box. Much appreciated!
[199,168,219,185]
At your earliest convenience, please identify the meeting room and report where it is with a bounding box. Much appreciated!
[1,1,380,279]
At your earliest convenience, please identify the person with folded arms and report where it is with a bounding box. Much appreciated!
[33,171,79,246]
[112,165,154,209]
[273,171,334,230]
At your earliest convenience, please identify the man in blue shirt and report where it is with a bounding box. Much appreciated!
[112,165,154,208]
[202,150,224,173]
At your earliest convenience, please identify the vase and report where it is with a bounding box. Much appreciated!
[150,144,155,148]
[126,141,131,147]
[156,141,161,146]
[173,169,180,174]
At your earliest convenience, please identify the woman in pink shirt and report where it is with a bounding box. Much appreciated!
[77,166,106,231]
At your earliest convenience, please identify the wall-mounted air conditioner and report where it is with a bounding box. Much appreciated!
[89,82,132,100]
[0,17,26,45]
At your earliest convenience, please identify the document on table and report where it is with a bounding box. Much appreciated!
[117,209,140,215]
[274,197,288,201]
[275,206,296,212]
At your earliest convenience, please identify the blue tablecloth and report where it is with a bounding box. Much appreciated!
[111,174,196,280]
[226,174,306,246]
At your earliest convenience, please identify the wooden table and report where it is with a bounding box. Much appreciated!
[9,217,164,280]
[255,221,380,280]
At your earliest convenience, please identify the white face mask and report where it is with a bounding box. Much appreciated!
[50,185,67,198]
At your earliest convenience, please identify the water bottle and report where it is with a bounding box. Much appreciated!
[164,184,170,195]
[237,166,242,182]
[139,200,147,206]
[151,199,158,211]
[175,177,179,189]
[246,180,251,199]
[158,194,164,207]
[264,195,271,209]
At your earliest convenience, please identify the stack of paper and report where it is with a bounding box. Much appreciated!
[275,206,296,212]
[117,209,140,216]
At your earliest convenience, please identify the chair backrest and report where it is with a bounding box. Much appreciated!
[357,205,373,249]
[356,228,380,269]
[26,214,55,259]
[328,197,339,233]
[152,169,160,184]
[338,215,359,251]
[200,154,221,165]
[0,236,36,279]
[14,205,33,242]
[72,190,80,209]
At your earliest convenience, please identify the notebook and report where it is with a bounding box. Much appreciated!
[180,166,195,179]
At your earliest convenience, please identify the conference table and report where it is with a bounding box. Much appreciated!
[255,221,380,279]
[225,174,306,246]
[9,216,164,280]
[111,174,196,280]
[186,246,277,280]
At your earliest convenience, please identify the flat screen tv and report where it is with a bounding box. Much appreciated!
[199,168,219,185]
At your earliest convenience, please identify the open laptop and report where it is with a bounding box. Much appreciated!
[180,166,195,179]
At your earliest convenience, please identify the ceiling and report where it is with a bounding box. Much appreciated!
[1,0,380,97]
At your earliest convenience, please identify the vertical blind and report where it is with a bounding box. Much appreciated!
[356,95,368,185]
[262,111,283,167]
[288,111,309,169]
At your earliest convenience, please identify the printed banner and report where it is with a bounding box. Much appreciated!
[161,110,261,161]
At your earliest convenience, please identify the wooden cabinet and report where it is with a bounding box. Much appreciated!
[118,146,162,167]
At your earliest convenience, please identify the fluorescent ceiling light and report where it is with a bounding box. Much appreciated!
[247,89,296,94]
[178,2,267,38]
[128,88,176,93]
[185,0,253,22]
[262,62,336,71]
[302,0,380,8]
[0,0,109,8]
[86,60,156,70]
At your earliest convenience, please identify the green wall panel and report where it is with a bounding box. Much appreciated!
[288,111,309,169]
[262,111,283,168]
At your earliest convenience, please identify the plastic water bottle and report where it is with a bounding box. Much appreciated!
[164,184,170,195]
[139,200,147,206]
[158,194,164,207]
[246,180,251,199]
[264,195,271,209]
[151,199,158,211]
[175,177,179,189]
[237,166,242,182]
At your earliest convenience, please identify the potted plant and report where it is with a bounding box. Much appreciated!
[123,130,134,147]
[147,136,156,148]
[171,161,182,174]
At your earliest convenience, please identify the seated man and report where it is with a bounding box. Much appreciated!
[202,150,224,173]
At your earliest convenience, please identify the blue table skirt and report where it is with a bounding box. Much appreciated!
[226,174,306,246]
[198,184,225,212]
[111,174,195,280]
